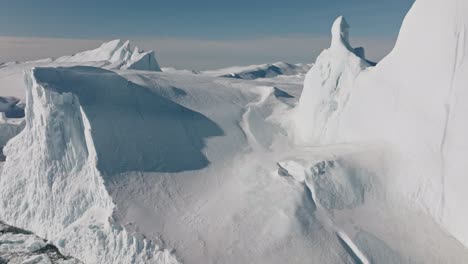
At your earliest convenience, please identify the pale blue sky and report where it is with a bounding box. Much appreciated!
[0,0,415,69]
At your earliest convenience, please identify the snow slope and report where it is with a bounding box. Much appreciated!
[297,0,468,249]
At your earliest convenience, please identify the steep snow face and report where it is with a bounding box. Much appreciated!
[295,17,372,143]
[56,40,161,71]
[0,68,178,264]
[298,0,468,247]
[202,62,311,80]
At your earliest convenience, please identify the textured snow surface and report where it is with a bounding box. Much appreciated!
[1,0,468,263]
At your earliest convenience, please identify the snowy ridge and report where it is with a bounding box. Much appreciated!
[202,62,311,80]
[56,39,161,71]
[295,16,372,143]
[297,0,468,249]
[0,68,177,264]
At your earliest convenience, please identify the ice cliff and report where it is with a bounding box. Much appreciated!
[0,67,177,263]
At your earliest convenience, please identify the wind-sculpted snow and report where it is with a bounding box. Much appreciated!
[297,0,468,249]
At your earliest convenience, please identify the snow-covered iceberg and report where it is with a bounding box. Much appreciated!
[2,0,468,262]
[297,0,468,248]
[56,39,161,71]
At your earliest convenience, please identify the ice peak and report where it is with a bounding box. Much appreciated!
[100,39,122,47]
[331,16,352,51]
[296,16,372,143]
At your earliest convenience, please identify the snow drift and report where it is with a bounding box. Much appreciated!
[297,0,468,248]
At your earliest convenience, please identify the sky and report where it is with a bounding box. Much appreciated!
[0,0,414,70]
